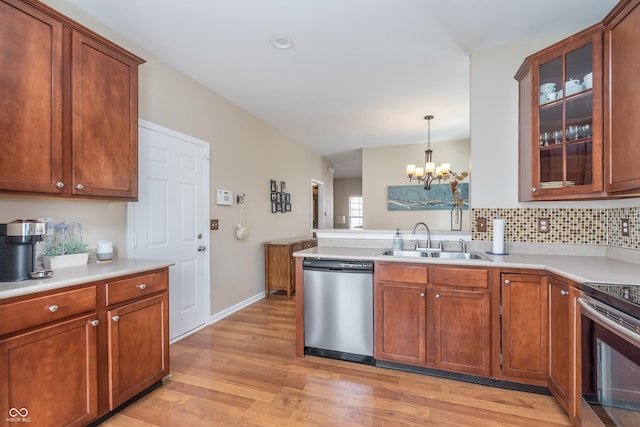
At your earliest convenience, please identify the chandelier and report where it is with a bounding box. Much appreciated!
[406,115,457,190]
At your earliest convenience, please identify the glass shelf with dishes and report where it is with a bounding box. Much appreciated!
[537,42,594,190]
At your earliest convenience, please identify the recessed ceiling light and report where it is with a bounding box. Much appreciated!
[271,35,294,50]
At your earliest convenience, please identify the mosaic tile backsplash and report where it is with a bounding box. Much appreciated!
[472,207,640,250]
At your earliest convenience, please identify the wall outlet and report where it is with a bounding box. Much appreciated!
[621,218,630,237]
[477,217,487,232]
[538,218,550,233]
[210,219,219,230]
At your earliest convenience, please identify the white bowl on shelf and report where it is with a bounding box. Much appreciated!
[583,72,593,89]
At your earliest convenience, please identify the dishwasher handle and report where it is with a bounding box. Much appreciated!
[302,258,373,273]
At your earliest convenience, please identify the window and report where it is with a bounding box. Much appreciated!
[349,196,363,229]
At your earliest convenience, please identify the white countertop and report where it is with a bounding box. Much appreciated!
[294,246,640,286]
[0,258,175,300]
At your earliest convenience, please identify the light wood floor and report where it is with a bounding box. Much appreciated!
[99,293,572,426]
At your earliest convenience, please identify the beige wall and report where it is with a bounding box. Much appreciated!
[3,0,333,316]
[333,178,363,229]
[362,139,471,231]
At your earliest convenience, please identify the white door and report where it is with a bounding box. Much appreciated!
[128,120,210,342]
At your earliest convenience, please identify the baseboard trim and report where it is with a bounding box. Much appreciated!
[208,291,265,324]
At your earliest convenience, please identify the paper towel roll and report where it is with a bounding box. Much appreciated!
[492,219,505,254]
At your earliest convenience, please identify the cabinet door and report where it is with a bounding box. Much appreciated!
[265,244,293,297]
[0,0,63,194]
[108,293,169,409]
[548,277,576,416]
[0,314,98,427]
[70,31,139,199]
[374,283,426,365]
[604,0,640,193]
[500,273,548,381]
[431,288,491,376]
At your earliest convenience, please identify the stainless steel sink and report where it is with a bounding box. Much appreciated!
[379,249,489,261]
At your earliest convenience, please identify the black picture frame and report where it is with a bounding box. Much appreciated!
[280,181,286,192]
[270,192,277,202]
[284,193,290,203]
[284,203,291,212]
[270,180,277,192]
[271,202,277,213]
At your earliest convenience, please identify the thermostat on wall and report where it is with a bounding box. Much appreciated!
[216,189,233,206]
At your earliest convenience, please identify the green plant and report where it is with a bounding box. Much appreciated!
[42,220,89,256]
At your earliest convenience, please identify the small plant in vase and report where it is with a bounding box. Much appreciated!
[42,220,89,269]
[446,171,469,231]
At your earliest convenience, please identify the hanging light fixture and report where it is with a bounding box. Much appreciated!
[406,115,455,190]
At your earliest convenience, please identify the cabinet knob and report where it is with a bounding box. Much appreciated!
[90,320,99,327]
[112,315,120,322]
[56,181,65,189]
[137,284,147,290]
[47,305,59,312]
[435,294,441,299]
[420,292,425,298]
[75,183,84,190]
[504,279,511,284]
[560,290,569,296]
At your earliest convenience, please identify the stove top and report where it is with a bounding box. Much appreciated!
[581,283,640,320]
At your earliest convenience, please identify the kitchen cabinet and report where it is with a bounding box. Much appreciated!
[429,267,491,376]
[374,263,427,365]
[102,270,169,411]
[499,272,548,385]
[0,286,99,427]
[374,263,491,377]
[0,267,170,425]
[0,0,144,200]
[603,0,640,194]
[515,24,605,201]
[264,237,317,299]
[548,276,579,421]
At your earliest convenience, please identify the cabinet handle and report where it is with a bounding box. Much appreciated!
[90,320,99,327]
[435,294,441,299]
[420,292,425,298]
[47,305,59,312]
[75,183,84,190]
[112,315,120,322]
[137,284,147,290]
[531,187,537,192]
[56,181,64,189]
[560,290,569,296]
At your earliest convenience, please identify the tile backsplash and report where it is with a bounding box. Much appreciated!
[472,207,639,250]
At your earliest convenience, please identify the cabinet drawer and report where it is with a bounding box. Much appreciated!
[377,263,428,284]
[105,272,167,306]
[303,239,317,249]
[292,243,304,251]
[430,267,488,289]
[0,286,96,336]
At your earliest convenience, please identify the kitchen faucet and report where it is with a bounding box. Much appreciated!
[411,222,431,250]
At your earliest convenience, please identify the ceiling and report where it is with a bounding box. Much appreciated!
[60,0,616,178]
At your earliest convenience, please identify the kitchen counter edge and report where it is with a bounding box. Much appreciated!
[0,258,175,300]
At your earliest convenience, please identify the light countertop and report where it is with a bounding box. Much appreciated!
[0,258,175,300]
[293,246,640,286]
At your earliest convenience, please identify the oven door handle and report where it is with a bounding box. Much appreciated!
[578,297,640,348]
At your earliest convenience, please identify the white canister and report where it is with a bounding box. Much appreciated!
[97,240,113,261]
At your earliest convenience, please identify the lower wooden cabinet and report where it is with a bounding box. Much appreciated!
[548,276,578,419]
[264,237,316,299]
[0,313,99,427]
[108,292,169,409]
[499,272,549,384]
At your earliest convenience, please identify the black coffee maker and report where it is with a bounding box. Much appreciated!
[0,219,45,282]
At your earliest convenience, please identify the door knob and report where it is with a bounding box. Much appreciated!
[197,245,206,252]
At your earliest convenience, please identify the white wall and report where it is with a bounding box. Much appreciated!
[3,0,333,316]
[362,139,471,231]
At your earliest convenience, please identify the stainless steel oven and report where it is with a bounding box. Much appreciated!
[579,283,640,427]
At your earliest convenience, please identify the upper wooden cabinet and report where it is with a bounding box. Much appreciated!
[0,0,144,200]
[515,24,605,201]
[603,0,640,195]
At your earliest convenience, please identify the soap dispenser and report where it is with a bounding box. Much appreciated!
[393,229,403,250]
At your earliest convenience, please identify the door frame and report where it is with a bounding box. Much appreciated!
[126,119,211,342]
[311,178,324,230]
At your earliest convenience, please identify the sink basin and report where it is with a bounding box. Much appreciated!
[430,251,488,260]
[379,249,489,261]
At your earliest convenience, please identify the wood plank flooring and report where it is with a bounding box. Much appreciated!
[99,293,572,426]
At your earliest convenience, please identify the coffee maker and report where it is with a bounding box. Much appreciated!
[0,219,45,282]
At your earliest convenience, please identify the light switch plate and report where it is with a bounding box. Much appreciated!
[210,219,219,230]
[477,217,487,232]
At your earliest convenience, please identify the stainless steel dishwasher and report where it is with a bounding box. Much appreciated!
[302,258,374,364]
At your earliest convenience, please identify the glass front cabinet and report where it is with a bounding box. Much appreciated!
[515,24,605,201]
